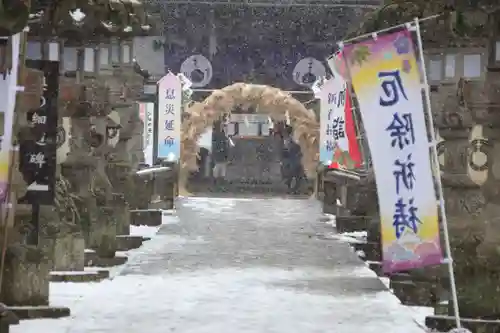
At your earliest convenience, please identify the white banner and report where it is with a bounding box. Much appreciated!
[344,29,442,273]
[319,77,348,165]
[144,103,154,165]
[157,73,181,161]
[0,34,20,202]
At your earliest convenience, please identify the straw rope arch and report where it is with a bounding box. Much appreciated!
[181,83,319,178]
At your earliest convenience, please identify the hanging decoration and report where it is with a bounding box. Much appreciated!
[180,54,212,88]
[292,57,326,87]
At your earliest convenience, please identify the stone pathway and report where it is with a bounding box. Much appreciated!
[14,197,429,333]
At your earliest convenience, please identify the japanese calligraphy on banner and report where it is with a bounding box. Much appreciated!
[19,59,59,204]
[157,73,181,161]
[343,29,443,273]
[138,102,155,166]
[0,34,20,202]
[320,53,361,169]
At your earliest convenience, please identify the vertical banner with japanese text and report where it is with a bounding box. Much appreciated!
[157,73,181,162]
[343,29,443,273]
[138,102,155,166]
[19,60,59,204]
[319,60,361,169]
[0,34,20,202]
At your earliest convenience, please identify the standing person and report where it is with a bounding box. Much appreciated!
[212,120,230,185]
[281,125,304,194]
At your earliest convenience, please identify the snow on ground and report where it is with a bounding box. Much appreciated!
[14,242,434,333]
[13,199,436,333]
[14,266,433,333]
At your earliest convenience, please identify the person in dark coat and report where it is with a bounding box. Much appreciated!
[212,120,230,183]
[281,126,304,193]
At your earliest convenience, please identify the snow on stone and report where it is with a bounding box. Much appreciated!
[50,271,100,276]
[322,232,366,244]
[130,225,160,238]
[323,213,336,227]
[342,230,368,240]
[356,250,366,258]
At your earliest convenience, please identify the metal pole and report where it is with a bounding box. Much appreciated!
[153,88,159,165]
[340,14,441,45]
[413,17,461,329]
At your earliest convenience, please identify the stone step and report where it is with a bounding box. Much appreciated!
[130,210,163,227]
[335,216,371,233]
[115,235,145,251]
[389,280,438,307]
[85,255,128,268]
[425,315,500,333]
[187,179,314,196]
[49,270,109,283]
[7,306,70,320]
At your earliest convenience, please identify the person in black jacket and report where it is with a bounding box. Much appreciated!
[212,120,230,183]
[281,126,304,194]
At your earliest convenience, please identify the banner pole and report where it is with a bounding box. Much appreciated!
[413,17,461,329]
[341,14,440,46]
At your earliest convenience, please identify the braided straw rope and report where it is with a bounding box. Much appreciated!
[181,83,319,179]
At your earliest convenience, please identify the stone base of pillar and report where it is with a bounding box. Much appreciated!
[116,235,146,251]
[161,181,175,210]
[111,194,130,236]
[1,244,49,306]
[389,279,437,307]
[79,198,118,259]
[88,206,117,259]
[322,180,338,215]
[130,210,163,227]
[36,205,85,272]
[40,233,85,271]
[0,311,19,333]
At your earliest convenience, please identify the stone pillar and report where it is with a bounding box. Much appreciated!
[152,162,177,210]
[106,164,132,235]
[324,169,378,234]
[38,205,84,271]
[0,66,51,306]
[1,244,50,306]
[432,72,500,319]
[322,176,339,216]
[61,109,118,259]
[131,172,154,210]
